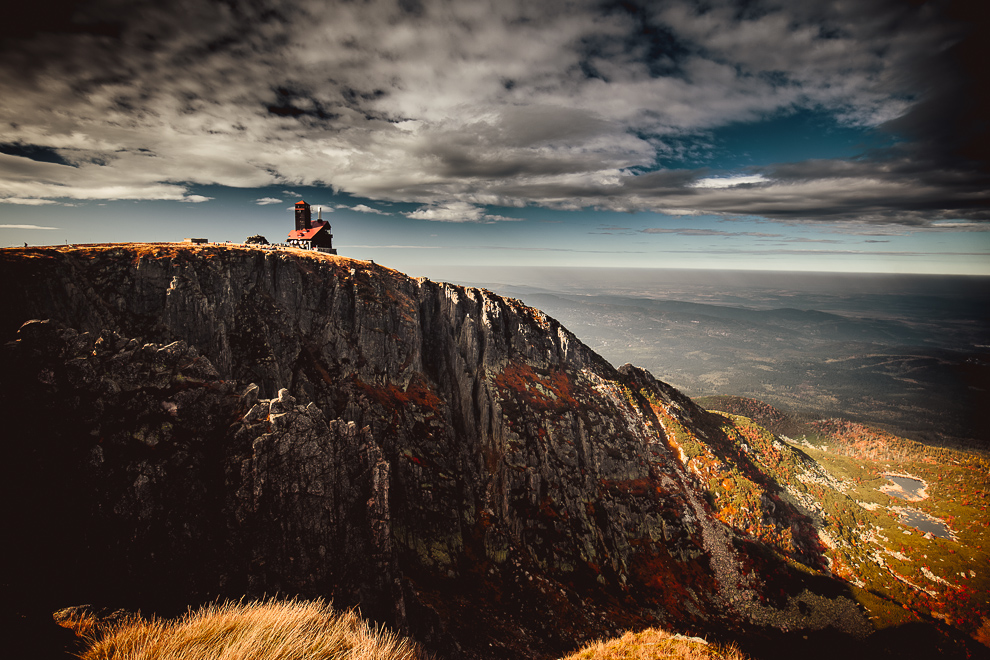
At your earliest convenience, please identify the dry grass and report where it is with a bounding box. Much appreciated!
[54,607,105,640]
[59,598,426,660]
[975,618,990,649]
[560,628,749,660]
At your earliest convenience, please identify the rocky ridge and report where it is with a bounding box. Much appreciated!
[2,245,872,659]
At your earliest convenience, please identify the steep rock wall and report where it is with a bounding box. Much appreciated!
[0,245,868,659]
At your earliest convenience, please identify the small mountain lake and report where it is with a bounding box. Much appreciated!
[881,474,927,501]
[897,508,954,540]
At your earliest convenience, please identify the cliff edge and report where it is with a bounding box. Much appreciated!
[1,244,871,659]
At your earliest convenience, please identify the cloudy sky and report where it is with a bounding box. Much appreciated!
[1,0,987,274]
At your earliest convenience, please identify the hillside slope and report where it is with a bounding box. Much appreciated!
[0,244,950,658]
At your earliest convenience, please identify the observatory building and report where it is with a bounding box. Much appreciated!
[287,200,336,253]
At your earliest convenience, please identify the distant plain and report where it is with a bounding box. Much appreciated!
[424,267,990,450]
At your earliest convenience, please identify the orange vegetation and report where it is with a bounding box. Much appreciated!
[559,628,748,660]
[811,418,975,466]
[353,373,444,413]
[57,598,425,660]
[5,242,380,269]
[494,362,579,410]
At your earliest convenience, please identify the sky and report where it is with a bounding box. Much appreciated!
[1,0,988,275]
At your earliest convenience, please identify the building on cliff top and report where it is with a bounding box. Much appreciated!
[287,200,336,254]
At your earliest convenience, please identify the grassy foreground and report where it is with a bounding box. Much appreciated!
[561,629,748,660]
[57,598,426,660]
[57,598,746,660]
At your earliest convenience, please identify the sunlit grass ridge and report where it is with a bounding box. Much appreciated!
[560,628,749,660]
[64,598,426,660]
[60,599,750,660]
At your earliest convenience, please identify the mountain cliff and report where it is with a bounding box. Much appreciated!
[1,244,879,658]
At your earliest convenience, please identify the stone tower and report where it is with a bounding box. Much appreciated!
[294,200,312,231]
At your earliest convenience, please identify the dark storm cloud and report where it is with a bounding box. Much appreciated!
[876,1,989,171]
[0,0,985,227]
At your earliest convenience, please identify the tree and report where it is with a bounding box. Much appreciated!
[246,235,269,245]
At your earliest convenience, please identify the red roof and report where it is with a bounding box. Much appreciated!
[288,227,324,240]
[296,200,308,205]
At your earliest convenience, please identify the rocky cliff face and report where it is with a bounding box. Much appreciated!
[1,245,869,659]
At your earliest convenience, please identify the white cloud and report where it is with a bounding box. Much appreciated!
[925,221,990,232]
[691,175,768,189]
[0,153,217,203]
[0,223,58,229]
[404,201,521,223]
[349,204,389,215]
[255,197,283,205]
[405,202,487,223]
[481,214,524,223]
[0,198,60,206]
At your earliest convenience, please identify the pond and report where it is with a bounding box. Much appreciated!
[897,508,954,540]
[881,474,926,501]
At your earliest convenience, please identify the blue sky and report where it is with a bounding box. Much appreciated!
[1,0,987,274]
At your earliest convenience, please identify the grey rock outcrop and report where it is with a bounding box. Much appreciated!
[0,245,869,659]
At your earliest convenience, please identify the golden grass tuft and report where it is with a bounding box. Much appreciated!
[560,628,749,660]
[975,618,990,649]
[54,607,103,640]
[60,598,426,660]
